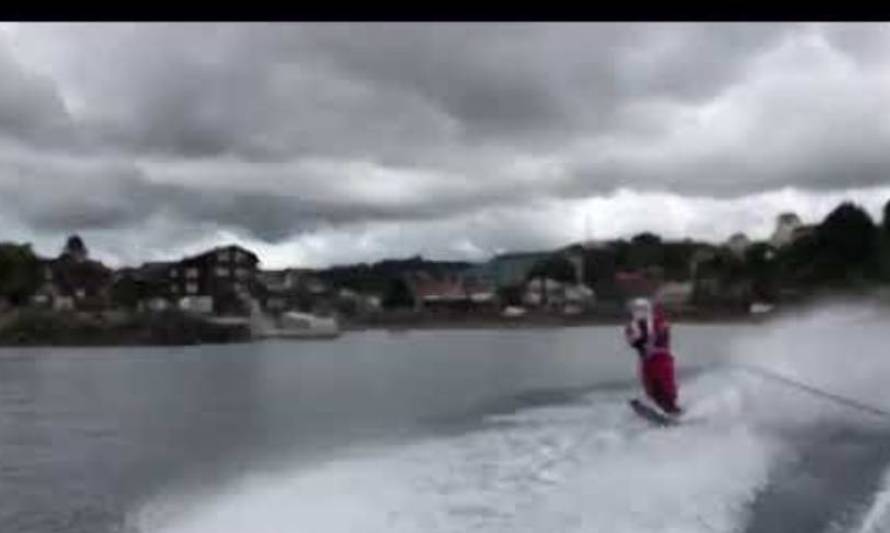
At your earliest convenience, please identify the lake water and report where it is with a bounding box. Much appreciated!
[2,304,890,533]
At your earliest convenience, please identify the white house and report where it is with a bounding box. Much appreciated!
[523,278,565,307]
[523,278,594,312]
[725,232,751,257]
[656,281,694,309]
[178,295,214,315]
[139,297,171,313]
[564,283,595,304]
[770,212,803,248]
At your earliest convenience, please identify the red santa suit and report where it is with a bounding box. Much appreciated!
[625,301,680,414]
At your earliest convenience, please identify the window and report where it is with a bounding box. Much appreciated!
[216,267,230,278]
[233,282,243,292]
[186,282,198,295]
[236,251,246,263]
[186,267,199,279]
[75,288,86,299]
[235,267,248,279]
[170,268,179,278]
[217,250,231,262]
[171,285,180,294]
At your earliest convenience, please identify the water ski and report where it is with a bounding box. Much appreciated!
[629,398,679,426]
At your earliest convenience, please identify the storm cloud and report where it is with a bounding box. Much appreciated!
[1,23,890,266]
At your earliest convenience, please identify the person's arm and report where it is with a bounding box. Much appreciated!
[653,316,670,350]
[624,322,638,345]
[625,320,648,356]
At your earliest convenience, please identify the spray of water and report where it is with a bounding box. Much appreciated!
[130,302,890,533]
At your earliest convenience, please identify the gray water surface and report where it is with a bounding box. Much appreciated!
[0,323,886,533]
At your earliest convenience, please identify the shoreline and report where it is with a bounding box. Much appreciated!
[341,310,769,333]
[0,309,767,348]
[0,309,252,348]
[2,288,886,347]
[16,294,887,346]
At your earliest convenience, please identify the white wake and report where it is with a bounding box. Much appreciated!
[131,303,890,533]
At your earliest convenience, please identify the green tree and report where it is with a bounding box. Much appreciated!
[496,285,524,307]
[62,235,88,261]
[662,241,698,281]
[777,202,880,287]
[691,248,751,309]
[881,199,890,280]
[382,278,414,309]
[335,296,358,318]
[110,275,141,310]
[777,232,820,286]
[581,248,619,300]
[813,202,880,284]
[627,233,664,270]
[214,287,248,316]
[631,232,661,246]
[0,243,42,306]
[744,243,779,301]
[883,199,890,234]
[527,255,577,283]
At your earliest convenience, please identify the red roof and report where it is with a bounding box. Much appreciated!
[615,271,645,282]
[614,271,659,297]
[412,279,467,301]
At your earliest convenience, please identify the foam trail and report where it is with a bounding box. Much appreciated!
[131,303,890,533]
[132,376,779,533]
[851,468,890,533]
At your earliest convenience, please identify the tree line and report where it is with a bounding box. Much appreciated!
[1,200,889,311]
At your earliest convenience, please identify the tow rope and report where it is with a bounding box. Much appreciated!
[733,363,890,420]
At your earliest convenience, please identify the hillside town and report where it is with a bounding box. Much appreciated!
[0,199,889,345]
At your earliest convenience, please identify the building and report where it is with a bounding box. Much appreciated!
[791,225,816,242]
[256,269,301,292]
[725,233,751,258]
[256,268,330,313]
[109,262,174,311]
[257,269,299,312]
[523,277,594,313]
[31,237,112,312]
[166,244,260,315]
[409,273,467,312]
[770,212,804,248]
[614,270,661,300]
[559,247,588,284]
[459,263,497,304]
[565,283,595,307]
[523,277,565,308]
[655,281,694,310]
[33,258,112,311]
[408,270,498,312]
[333,287,383,317]
[689,247,718,280]
[489,251,551,289]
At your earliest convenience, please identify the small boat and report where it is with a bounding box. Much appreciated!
[261,311,341,339]
[501,306,527,318]
[749,302,775,315]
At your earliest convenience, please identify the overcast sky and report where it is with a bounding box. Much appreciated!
[1,22,889,268]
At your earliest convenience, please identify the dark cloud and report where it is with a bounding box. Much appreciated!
[13,23,794,160]
[821,23,890,67]
[0,157,155,231]
[0,44,74,148]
